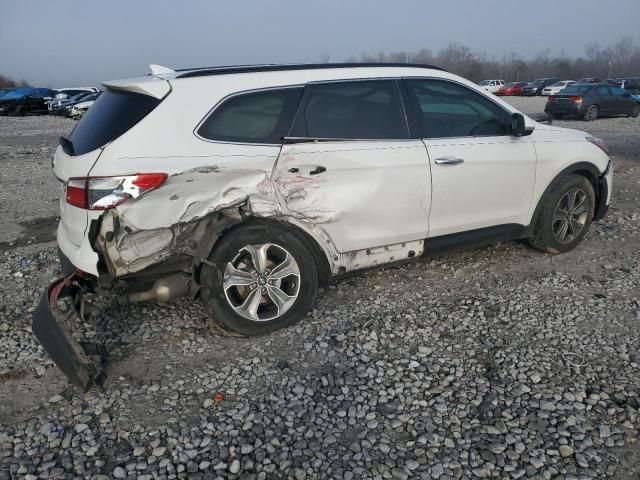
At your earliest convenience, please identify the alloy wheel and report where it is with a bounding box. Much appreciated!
[586,105,598,121]
[222,243,301,321]
[552,188,589,244]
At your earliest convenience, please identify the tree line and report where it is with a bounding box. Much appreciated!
[343,37,640,83]
[0,74,29,89]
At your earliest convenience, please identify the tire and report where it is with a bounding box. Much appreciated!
[14,105,25,116]
[629,105,640,118]
[527,174,595,254]
[200,222,319,336]
[584,105,599,121]
[551,113,563,120]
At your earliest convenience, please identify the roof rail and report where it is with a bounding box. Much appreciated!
[176,62,446,79]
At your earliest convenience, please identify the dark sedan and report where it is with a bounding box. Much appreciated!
[0,87,57,115]
[51,92,100,116]
[521,78,560,96]
[545,83,640,121]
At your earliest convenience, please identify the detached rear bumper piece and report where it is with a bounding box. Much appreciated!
[32,272,104,390]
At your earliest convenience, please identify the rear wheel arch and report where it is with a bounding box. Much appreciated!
[527,162,602,235]
[207,217,332,286]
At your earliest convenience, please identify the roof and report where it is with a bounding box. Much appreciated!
[175,63,445,79]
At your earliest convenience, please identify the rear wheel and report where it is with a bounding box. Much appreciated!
[14,105,25,116]
[584,105,599,121]
[629,105,640,118]
[200,222,318,336]
[528,174,595,254]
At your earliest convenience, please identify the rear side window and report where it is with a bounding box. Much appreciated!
[405,79,510,139]
[198,87,303,144]
[562,85,592,95]
[67,89,161,156]
[290,80,408,139]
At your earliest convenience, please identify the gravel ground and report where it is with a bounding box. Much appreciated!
[0,97,639,479]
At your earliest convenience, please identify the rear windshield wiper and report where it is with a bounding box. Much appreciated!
[59,136,75,156]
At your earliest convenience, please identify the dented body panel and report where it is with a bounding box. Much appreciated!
[274,140,431,253]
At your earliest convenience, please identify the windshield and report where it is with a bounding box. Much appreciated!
[1,88,32,100]
[67,89,161,156]
[479,81,491,86]
[532,80,545,86]
[561,85,592,95]
[551,82,565,87]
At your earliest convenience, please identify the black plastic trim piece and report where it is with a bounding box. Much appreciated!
[424,224,526,257]
[177,63,445,79]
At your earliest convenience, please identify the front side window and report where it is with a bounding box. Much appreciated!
[198,87,303,144]
[405,79,511,139]
[289,80,408,139]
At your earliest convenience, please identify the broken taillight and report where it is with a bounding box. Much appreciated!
[65,173,168,210]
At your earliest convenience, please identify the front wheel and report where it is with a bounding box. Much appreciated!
[528,174,595,254]
[629,105,640,118]
[200,222,318,336]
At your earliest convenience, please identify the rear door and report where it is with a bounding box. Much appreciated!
[274,79,431,253]
[595,85,615,114]
[403,78,536,238]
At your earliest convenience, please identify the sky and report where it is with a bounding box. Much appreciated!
[0,0,638,87]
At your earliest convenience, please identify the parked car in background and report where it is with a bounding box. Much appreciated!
[545,83,640,120]
[607,77,640,94]
[574,78,602,84]
[0,87,57,115]
[49,87,100,110]
[521,78,561,96]
[51,92,101,116]
[542,80,575,96]
[0,89,12,98]
[478,79,505,93]
[33,63,613,388]
[68,92,101,118]
[496,82,528,96]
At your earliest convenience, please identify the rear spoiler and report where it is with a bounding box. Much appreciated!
[102,76,170,99]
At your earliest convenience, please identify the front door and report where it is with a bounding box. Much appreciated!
[404,78,537,238]
[274,79,431,253]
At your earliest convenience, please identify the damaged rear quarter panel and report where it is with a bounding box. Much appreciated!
[94,153,283,277]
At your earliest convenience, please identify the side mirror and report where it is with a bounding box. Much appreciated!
[511,113,534,136]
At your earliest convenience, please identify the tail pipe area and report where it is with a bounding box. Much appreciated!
[33,272,191,390]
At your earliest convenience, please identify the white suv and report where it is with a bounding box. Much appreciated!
[478,79,505,93]
[34,63,613,388]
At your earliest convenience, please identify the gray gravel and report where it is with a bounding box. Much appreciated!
[1,99,639,479]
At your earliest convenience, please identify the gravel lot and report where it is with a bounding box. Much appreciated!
[1,97,639,479]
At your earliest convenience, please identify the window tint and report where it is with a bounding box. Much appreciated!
[611,87,627,96]
[67,89,161,156]
[562,85,592,95]
[198,88,302,144]
[596,86,610,96]
[405,79,510,139]
[290,80,407,139]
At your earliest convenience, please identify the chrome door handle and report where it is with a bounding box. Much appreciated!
[434,157,464,165]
